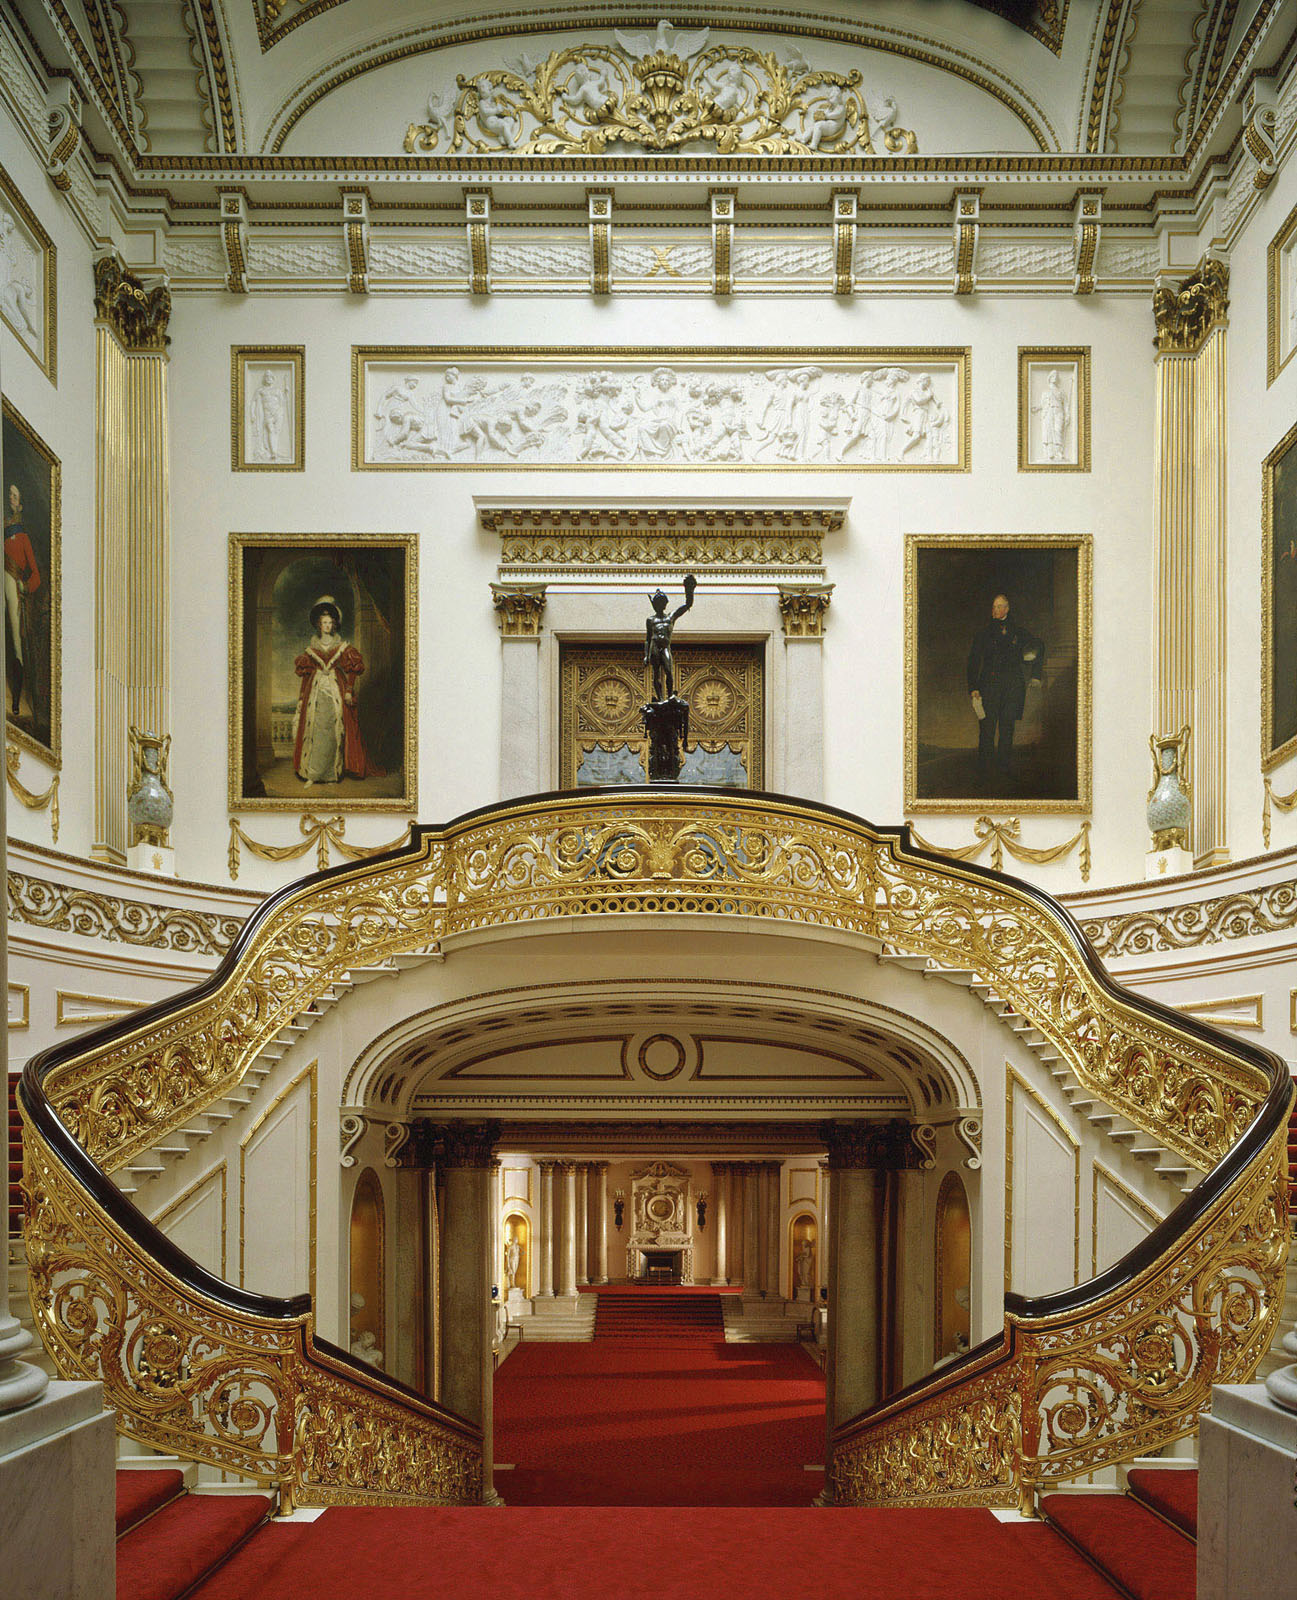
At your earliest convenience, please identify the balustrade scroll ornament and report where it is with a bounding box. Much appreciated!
[1152,260,1229,355]
[907,817,1091,880]
[18,790,1290,1508]
[404,23,918,158]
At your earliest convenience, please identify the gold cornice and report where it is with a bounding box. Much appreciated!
[480,504,844,534]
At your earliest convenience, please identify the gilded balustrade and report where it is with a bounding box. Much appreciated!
[19,789,1292,1507]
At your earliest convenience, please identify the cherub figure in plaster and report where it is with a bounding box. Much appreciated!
[0,212,40,340]
[562,59,616,120]
[475,83,522,147]
[703,58,748,122]
[800,83,851,151]
[573,372,633,460]
[707,381,749,461]
[815,390,850,460]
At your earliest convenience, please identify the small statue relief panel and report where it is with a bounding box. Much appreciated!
[1018,348,1089,472]
[0,165,55,381]
[232,347,304,472]
[356,348,969,471]
[560,642,763,790]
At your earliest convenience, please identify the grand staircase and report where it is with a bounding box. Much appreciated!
[591,1288,725,1342]
[116,1468,271,1600]
[1042,1468,1198,1600]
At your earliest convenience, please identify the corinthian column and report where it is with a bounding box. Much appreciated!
[536,1160,556,1298]
[556,1161,579,1299]
[741,1163,760,1297]
[818,1120,918,1502]
[590,1162,609,1284]
[712,1164,729,1286]
[762,1161,782,1298]
[574,1162,590,1286]
[436,1121,502,1504]
[1152,258,1230,865]
[92,256,172,864]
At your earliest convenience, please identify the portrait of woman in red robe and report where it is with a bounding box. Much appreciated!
[292,596,382,786]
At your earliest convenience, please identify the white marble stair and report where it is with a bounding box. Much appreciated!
[721,1296,801,1342]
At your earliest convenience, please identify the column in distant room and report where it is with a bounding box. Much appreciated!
[575,1161,590,1287]
[536,1160,556,1298]
[762,1161,782,1298]
[741,1162,760,1297]
[437,1121,502,1504]
[712,1163,730,1286]
[556,1160,579,1300]
[589,1162,610,1284]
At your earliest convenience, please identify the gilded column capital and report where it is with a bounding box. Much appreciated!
[537,1158,558,1175]
[820,1118,919,1171]
[93,254,171,350]
[491,583,547,638]
[436,1121,501,1169]
[778,584,834,638]
[1152,259,1229,355]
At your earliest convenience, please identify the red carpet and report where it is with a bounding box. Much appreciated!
[191,1505,1129,1600]
[115,1468,184,1535]
[591,1288,725,1340]
[493,1337,826,1504]
[1043,1493,1195,1600]
[117,1493,269,1600]
[1127,1467,1198,1537]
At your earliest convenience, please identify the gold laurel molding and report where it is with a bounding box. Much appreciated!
[908,817,1091,881]
[227,813,415,880]
[6,740,60,842]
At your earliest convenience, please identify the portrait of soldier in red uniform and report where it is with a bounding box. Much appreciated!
[2,400,58,761]
[4,480,41,717]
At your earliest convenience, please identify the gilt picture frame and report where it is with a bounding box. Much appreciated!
[905,534,1092,814]
[232,346,305,471]
[1262,419,1297,771]
[228,532,416,812]
[1018,348,1089,472]
[2,397,61,767]
[0,164,56,383]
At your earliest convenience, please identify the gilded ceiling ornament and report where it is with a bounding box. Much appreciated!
[404,24,918,158]
[1151,258,1229,355]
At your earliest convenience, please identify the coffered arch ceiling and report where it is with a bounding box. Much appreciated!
[23,0,1280,164]
[342,979,982,1124]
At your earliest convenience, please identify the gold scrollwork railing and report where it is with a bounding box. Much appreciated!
[20,788,1291,1507]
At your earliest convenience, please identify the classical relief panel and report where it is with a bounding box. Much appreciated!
[404,22,918,157]
[356,348,969,470]
[0,163,56,380]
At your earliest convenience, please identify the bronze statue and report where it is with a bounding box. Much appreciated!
[641,574,697,782]
[644,574,696,701]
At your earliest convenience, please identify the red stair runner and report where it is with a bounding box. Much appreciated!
[591,1288,725,1341]
[1127,1468,1198,1539]
[116,1471,269,1600]
[1043,1493,1196,1600]
[116,1468,185,1536]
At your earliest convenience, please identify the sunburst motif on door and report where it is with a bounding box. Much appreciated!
[560,643,764,789]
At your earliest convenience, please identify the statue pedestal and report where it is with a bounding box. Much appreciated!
[128,842,175,877]
[640,697,689,782]
[1145,845,1191,879]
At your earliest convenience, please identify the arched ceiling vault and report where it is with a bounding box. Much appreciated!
[15,0,1288,172]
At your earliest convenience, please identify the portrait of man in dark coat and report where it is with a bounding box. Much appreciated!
[966,594,1043,781]
[907,537,1089,812]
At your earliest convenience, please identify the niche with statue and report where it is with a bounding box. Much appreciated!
[934,1171,971,1367]
[348,1168,385,1369]
[502,1212,531,1304]
[789,1213,818,1300]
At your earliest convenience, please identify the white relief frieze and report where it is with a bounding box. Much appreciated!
[977,240,1073,277]
[358,349,967,470]
[164,237,228,277]
[403,21,918,157]
[246,238,349,277]
[733,240,832,278]
[492,240,588,279]
[613,242,710,279]
[855,242,954,277]
[1092,239,1160,279]
[368,238,472,277]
